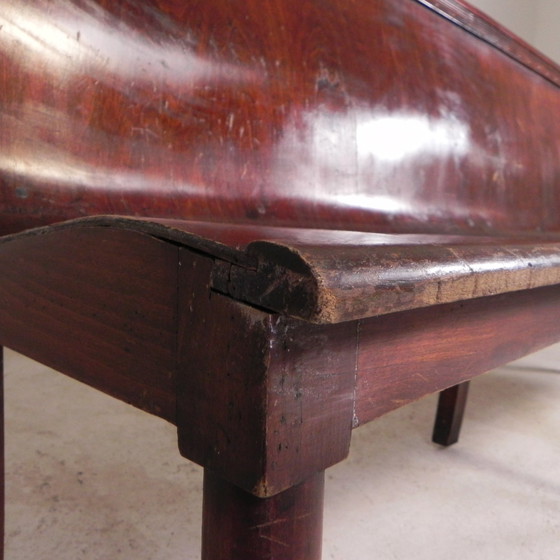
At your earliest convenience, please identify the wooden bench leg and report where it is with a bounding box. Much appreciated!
[202,470,324,560]
[432,381,470,446]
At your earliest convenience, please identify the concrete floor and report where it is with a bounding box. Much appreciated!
[4,345,560,559]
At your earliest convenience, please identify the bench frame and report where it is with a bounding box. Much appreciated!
[2,220,560,559]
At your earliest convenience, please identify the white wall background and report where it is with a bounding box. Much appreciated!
[534,0,560,63]
[468,0,560,63]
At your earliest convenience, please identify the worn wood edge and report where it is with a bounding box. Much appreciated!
[177,255,356,498]
[415,0,560,88]
[210,242,321,326]
[7,217,560,326]
[240,240,560,324]
[321,244,560,323]
[176,255,273,497]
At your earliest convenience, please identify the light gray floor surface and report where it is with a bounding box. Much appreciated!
[4,345,560,559]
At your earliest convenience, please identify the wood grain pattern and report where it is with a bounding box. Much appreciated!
[2,216,559,488]
[0,226,179,422]
[177,254,356,497]
[418,0,560,86]
[222,236,560,323]
[1,0,560,235]
[33,217,560,326]
[1,1,560,558]
[354,284,560,425]
[202,470,324,560]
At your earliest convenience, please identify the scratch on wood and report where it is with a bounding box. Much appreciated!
[447,247,476,275]
[253,518,288,530]
[258,535,290,548]
[252,513,311,530]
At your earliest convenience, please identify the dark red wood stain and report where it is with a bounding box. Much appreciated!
[202,470,324,560]
[1,0,560,234]
[0,227,179,421]
[2,1,560,559]
[177,253,356,497]
[355,285,560,424]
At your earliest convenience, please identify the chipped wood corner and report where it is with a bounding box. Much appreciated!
[210,241,324,323]
[176,253,356,497]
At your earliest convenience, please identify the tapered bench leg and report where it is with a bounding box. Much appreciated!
[432,381,470,446]
[202,470,325,560]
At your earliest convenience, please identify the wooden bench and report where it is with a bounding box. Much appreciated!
[1,0,560,558]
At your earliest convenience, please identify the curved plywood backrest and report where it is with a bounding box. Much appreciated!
[1,0,560,235]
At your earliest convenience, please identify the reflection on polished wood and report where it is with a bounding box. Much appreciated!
[2,0,560,235]
[1,1,560,559]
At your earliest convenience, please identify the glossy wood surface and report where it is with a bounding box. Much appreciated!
[2,2,560,558]
[2,0,560,235]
